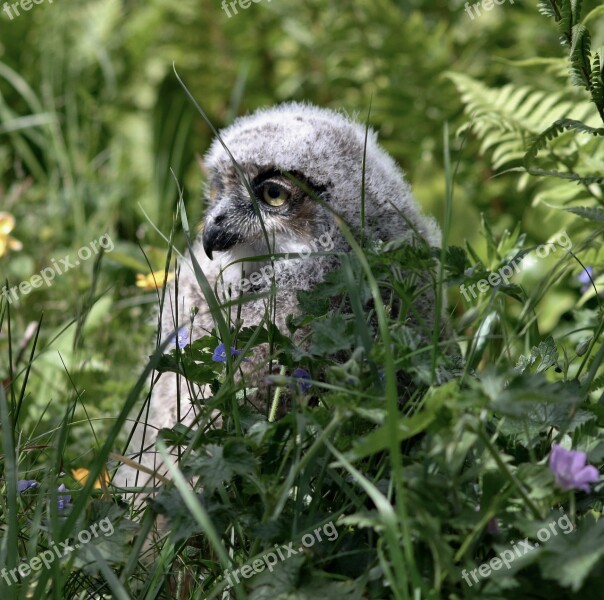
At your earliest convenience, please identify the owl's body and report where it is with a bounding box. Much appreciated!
[114,103,444,491]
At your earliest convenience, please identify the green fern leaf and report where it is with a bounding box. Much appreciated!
[537,0,558,19]
[447,73,598,170]
[565,206,604,222]
[525,118,604,163]
[569,24,592,90]
[591,49,604,109]
[524,118,604,184]
[571,0,584,24]
[591,374,604,392]
[559,0,573,45]
[527,168,604,184]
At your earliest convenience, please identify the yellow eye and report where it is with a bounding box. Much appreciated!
[262,182,290,207]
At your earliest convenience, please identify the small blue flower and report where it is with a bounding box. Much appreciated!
[577,266,594,293]
[212,342,244,363]
[292,367,312,393]
[17,479,38,493]
[57,484,71,511]
[170,327,190,349]
[174,327,191,350]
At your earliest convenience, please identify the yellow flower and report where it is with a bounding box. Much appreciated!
[136,270,174,290]
[0,212,23,258]
[71,467,109,490]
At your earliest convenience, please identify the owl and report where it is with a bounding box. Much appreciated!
[114,102,445,492]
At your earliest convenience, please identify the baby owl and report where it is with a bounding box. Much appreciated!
[114,102,444,491]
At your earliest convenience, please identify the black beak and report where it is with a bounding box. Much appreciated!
[202,216,242,260]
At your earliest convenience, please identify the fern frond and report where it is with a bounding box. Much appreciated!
[591,49,604,110]
[524,118,604,183]
[447,73,596,169]
[525,118,604,163]
[538,0,559,19]
[566,206,604,221]
[527,169,604,185]
[571,0,584,25]
[569,24,592,90]
[559,0,573,45]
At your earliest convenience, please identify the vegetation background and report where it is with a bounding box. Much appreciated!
[0,0,603,598]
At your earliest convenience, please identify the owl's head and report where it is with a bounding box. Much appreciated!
[201,102,441,269]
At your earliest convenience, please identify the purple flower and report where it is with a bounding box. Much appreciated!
[487,518,499,535]
[57,484,71,511]
[577,266,594,293]
[292,367,312,393]
[212,342,245,363]
[549,444,600,493]
[17,479,38,493]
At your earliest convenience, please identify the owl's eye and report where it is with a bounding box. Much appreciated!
[261,182,290,207]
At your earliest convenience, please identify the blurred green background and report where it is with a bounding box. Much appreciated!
[1,0,602,457]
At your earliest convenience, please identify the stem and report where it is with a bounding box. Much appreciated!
[268,365,287,422]
[475,426,543,520]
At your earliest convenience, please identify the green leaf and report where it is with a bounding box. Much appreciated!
[248,554,361,600]
[72,501,139,574]
[539,515,604,591]
[485,375,583,418]
[343,408,435,462]
[189,439,257,494]
[515,336,559,374]
[500,405,596,445]
[309,314,356,355]
[236,324,295,352]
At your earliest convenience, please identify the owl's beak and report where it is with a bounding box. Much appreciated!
[202,217,242,260]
